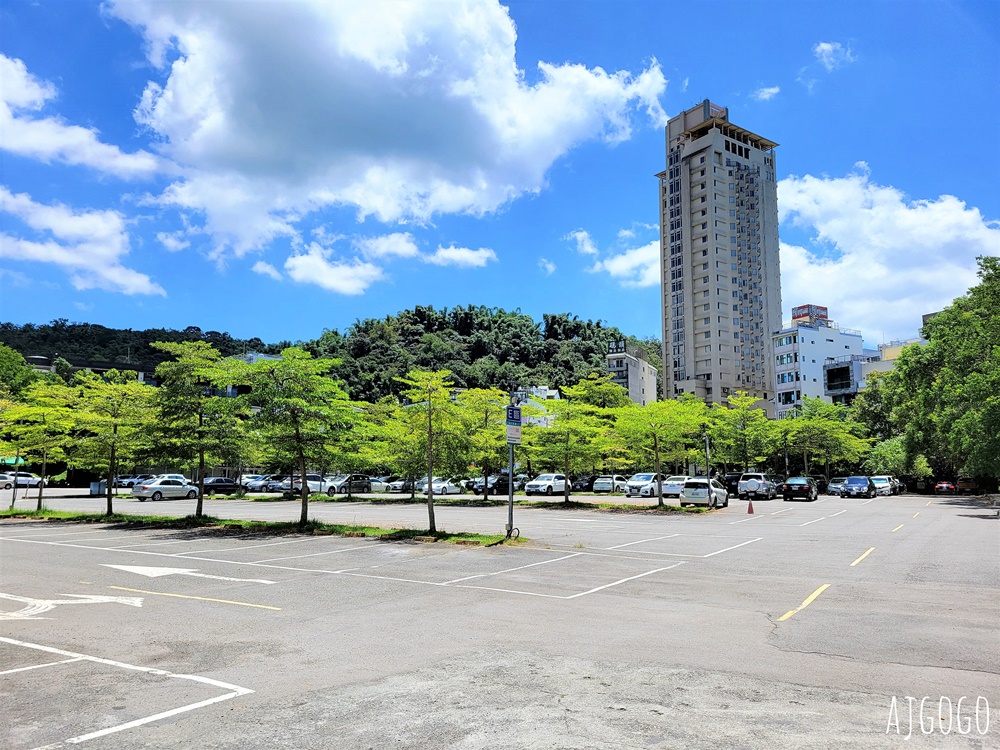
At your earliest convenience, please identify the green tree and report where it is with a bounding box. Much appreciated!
[74,370,156,514]
[848,369,894,442]
[2,380,77,509]
[0,343,37,398]
[708,392,773,472]
[615,396,709,505]
[783,398,870,476]
[886,257,1000,479]
[152,341,225,517]
[396,370,459,532]
[524,399,602,501]
[455,388,509,496]
[862,436,932,479]
[230,348,354,525]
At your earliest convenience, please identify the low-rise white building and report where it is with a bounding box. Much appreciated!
[771,305,863,418]
[606,341,658,406]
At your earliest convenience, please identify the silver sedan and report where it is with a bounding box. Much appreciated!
[132,478,197,502]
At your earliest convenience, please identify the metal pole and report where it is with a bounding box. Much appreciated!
[704,432,711,478]
[506,442,514,534]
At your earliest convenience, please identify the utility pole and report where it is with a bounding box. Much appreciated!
[505,395,522,539]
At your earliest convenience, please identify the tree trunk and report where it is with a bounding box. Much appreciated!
[426,394,436,533]
[106,438,117,516]
[298,444,309,526]
[802,450,809,476]
[563,432,571,502]
[653,434,663,507]
[196,412,205,517]
[36,448,46,511]
[9,445,20,510]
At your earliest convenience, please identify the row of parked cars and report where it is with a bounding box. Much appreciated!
[0,471,45,489]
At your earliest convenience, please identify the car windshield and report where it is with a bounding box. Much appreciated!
[684,480,707,488]
[665,476,686,483]
[534,475,556,481]
[846,477,868,484]
[786,478,808,485]
[831,477,847,483]
[872,477,889,484]
[630,474,655,482]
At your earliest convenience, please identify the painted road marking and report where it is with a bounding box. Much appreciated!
[777,584,830,622]
[605,534,680,550]
[770,508,791,515]
[102,564,276,584]
[109,586,281,610]
[0,657,84,675]
[442,552,582,584]
[564,562,686,599]
[850,547,875,567]
[926,500,933,506]
[254,542,383,563]
[913,512,920,518]
[892,524,904,533]
[0,636,252,747]
[0,592,143,621]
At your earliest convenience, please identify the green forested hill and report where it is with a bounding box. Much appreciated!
[0,307,661,401]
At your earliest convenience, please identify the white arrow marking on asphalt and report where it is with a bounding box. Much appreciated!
[102,564,275,584]
[0,592,144,620]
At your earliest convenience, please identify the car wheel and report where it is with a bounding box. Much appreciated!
[151,491,163,502]
[2,483,9,490]
[187,490,197,499]
[545,486,553,496]
[364,483,371,493]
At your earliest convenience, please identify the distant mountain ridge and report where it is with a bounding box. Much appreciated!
[0,307,661,402]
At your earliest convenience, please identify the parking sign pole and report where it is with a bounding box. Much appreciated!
[505,400,521,539]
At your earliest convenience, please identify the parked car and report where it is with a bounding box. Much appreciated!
[239,474,264,487]
[625,473,663,497]
[264,475,290,492]
[327,475,372,494]
[841,476,877,498]
[154,474,191,485]
[10,472,44,487]
[524,473,567,496]
[808,475,829,494]
[738,473,777,500]
[956,477,979,494]
[132,477,197,502]
[369,476,392,492]
[870,476,894,496]
[388,477,415,492]
[245,475,277,492]
[425,477,462,495]
[113,475,135,488]
[202,476,241,495]
[934,480,956,495]
[679,478,729,508]
[571,475,597,492]
[827,477,848,495]
[0,473,13,490]
[781,477,819,501]
[721,473,743,497]
[512,474,530,491]
[284,475,329,494]
[646,475,689,499]
[593,475,627,493]
[473,475,512,496]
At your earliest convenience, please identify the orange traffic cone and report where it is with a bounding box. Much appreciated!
[747,499,754,514]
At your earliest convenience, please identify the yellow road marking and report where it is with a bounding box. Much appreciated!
[925,500,932,506]
[777,584,830,622]
[109,586,281,611]
[891,524,904,532]
[850,547,875,567]
[913,512,919,518]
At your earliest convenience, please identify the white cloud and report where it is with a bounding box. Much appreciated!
[778,165,999,340]
[751,86,780,102]
[156,231,189,252]
[587,240,660,288]
[284,243,384,295]
[538,257,556,275]
[0,186,165,295]
[680,77,689,93]
[812,42,856,72]
[251,260,282,281]
[109,0,668,258]
[565,229,599,256]
[356,232,420,259]
[0,53,161,179]
[424,244,497,268]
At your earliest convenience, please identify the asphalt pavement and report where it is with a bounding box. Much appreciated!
[1,490,997,748]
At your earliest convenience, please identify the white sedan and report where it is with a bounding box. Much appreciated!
[593,475,627,493]
[132,477,198,502]
[424,477,462,495]
[640,475,689,498]
[524,474,567,496]
[679,478,729,508]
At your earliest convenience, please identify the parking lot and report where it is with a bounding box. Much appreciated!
[1,491,997,748]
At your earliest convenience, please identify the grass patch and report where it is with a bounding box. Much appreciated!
[0,507,518,544]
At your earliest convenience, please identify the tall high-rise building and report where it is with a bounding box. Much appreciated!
[657,100,781,411]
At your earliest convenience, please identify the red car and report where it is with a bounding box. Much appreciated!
[934,480,956,495]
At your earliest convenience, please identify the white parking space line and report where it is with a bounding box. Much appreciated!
[0,636,252,748]
[0,656,84,675]
[799,516,827,526]
[771,508,792,515]
[564,562,686,599]
[700,537,763,557]
[604,534,680,550]
[828,510,847,518]
[254,543,383,563]
[729,515,764,524]
[451,584,566,599]
[173,537,323,555]
[442,553,583,585]
[109,539,214,549]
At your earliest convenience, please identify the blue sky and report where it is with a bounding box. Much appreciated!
[1,0,997,348]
